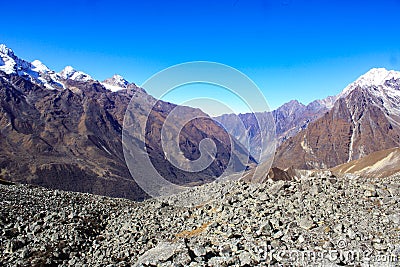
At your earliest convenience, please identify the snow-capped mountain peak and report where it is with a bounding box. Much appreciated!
[101,74,134,92]
[31,60,51,74]
[313,95,337,110]
[111,74,129,86]
[0,44,91,89]
[59,66,75,77]
[59,66,93,82]
[0,44,15,57]
[0,44,32,75]
[104,74,129,86]
[334,67,400,134]
[0,44,66,90]
[340,68,400,97]
[357,68,400,86]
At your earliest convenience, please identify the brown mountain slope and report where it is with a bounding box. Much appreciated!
[331,147,400,178]
[274,84,400,169]
[0,71,253,200]
[0,74,142,198]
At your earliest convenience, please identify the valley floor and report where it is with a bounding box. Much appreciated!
[0,173,399,266]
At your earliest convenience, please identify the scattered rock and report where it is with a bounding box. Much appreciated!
[238,251,252,266]
[298,217,315,230]
[267,180,285,195]
[135,242,185,266]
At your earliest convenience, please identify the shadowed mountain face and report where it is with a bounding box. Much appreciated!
[0,70,253,200]
[274,76,400,170]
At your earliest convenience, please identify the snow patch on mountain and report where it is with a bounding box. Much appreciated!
[101,83,124,92]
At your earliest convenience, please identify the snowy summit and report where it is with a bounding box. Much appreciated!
[102,74,135,92]
[59,66,93,82]
[31,60,51,74]
[0,44,95,89]
[340,68,400,97]
[0,44,32,75]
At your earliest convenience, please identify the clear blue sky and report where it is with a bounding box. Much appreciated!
[1,0,399,113]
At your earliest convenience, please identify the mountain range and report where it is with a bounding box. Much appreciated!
[218,66,400,172]
[1,43,400,200]
[0,44,252,200]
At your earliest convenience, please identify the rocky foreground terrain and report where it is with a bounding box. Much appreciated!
[1,172,399,266]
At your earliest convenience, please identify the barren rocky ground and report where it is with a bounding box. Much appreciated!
[1,172,399,266]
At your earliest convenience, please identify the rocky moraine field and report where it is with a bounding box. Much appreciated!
[1,171,399,266]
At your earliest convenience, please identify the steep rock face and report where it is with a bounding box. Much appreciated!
[274,97,353,169]
[274,76,400,170]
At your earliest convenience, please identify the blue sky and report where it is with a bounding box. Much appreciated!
[1,0,399,114]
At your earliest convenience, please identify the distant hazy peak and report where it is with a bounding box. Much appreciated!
[280,99,305,109]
